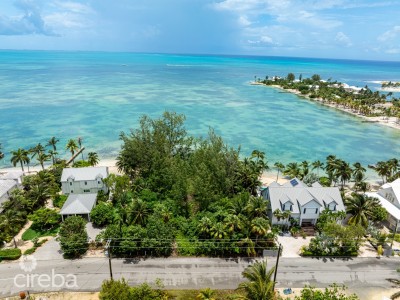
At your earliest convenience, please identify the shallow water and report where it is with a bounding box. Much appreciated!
[0,51,399,168]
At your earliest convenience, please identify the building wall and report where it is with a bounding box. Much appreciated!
[378,188,399,208]
[61,178,107,195]
[299,200,321,225]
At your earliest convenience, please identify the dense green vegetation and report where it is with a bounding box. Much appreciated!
[95,112,274,257]
[260,74,400,119]
[58,216,89,258]
[0,169,61,244]
[0,248,22,261]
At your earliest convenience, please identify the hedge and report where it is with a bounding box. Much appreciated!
[0,248,22,260]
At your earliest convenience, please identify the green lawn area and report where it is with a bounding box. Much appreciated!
[22,225,59,241]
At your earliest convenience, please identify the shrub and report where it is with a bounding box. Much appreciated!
[0,248,22,260]
[53,194,68,208]
[29,208,61,231]
[59,216,88,258]
[90,202,114,227]
[24,247,37,255]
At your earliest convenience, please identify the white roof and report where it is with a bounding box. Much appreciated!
[0,179,17,198]
[379,178,400,203]
[366,192,400,221]
[61,167,108,182]
[267,178,345,213]
[0,171,23,181]
[60,193,97,215]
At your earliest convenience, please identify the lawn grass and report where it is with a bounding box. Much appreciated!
[22,225,59,241]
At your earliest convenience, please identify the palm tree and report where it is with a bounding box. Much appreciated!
[312,160,324,177]
[369,161,390,184]
[0,143,4,161]
[247,196,268,219]
[197,288,216,300]
[48,149,58,165]
[334,159,352,190]
[47,137,59,151]
[29,143,45,159]
[273,209,283,224]
[301,161,309,178]
[37,152,50,170]
[66,139,79,162]
[237,261,275,300]
[128,199,149,226]
[274,162,285,181]
[10,148,30,172]
[251,217,269,243]
[211,222,228,239]
[345,193,381,227]
[352,162,366,183]
[77,137,84,160]
[224,214,243,233]
[198,217,213,237]
[88,152,99,166]
[284,162,301,179]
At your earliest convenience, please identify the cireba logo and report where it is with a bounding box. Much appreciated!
[14,255,78,289]
[19,255,37,272]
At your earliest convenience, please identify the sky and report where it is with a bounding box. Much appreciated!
[0,0,399,60]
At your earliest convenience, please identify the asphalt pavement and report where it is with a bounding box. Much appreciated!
[0,256,398,298]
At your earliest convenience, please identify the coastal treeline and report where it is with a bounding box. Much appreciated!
[96,112,274,257]
[259,73,400,119]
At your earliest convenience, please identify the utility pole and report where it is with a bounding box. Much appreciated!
[273,243,282,290]
[105,239,113,280]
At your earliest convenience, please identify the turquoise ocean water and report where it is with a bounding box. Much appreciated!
[0,51,399,169]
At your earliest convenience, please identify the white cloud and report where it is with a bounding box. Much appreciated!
[238,16,251,26]
[386,48,400,54]
[378,25,400,42]
[335,32,352,47]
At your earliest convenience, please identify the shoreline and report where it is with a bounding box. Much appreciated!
[252,81,400,131]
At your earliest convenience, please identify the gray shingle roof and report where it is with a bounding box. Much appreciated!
[267,179,345,213]
[60,193,97,215]
[61,167,108,182]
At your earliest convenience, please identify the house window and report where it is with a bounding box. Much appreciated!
[71,190,73,193]
[315,208,318,214]
[303,208,306,214]
[84,189,90,193]
[70,182,72,186]
[98,181,101,184]
[85,181,87,185]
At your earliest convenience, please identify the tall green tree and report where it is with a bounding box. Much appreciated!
[47,136,59,151]
[0,143,4,161]
[88,152,99,166]
[37,152,50,170]
[345,194,381,227]
[312,160,324,177]
[237,261,275,300]
[10,148,30,172]
[274,162,285,181]
[59,216,88,258]
[66,139,79,162]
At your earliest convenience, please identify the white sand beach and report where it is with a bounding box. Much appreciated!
[259,83,400,131]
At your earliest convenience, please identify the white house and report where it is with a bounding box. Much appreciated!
[61,167,109,195]
[60,193,97,221]
[261,178,345,226]
[366,178,400,230]
[0,179,18,212]
[0,171,23,185]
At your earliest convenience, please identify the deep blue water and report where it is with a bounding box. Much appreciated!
[0,51,399,169]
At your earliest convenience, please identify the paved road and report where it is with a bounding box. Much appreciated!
[0,257,398,298]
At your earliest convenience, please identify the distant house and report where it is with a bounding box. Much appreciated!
[0,171,23,185]
[261,178,345,226]
[60,193,97,221]
[61,167,109,195]
[366,178,400,230]
[0,179,18,213]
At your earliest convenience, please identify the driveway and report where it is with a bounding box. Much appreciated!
[278,236,312,257]
[86,223,103,241]
[32,237,63,260]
